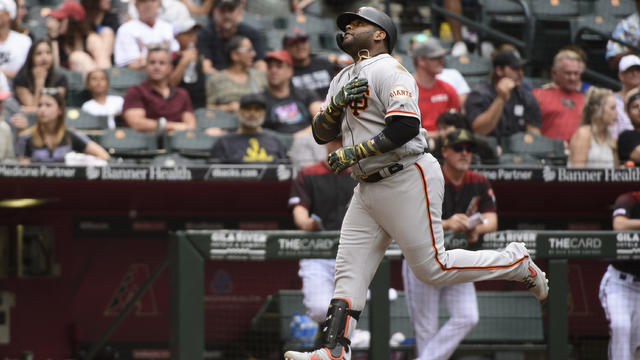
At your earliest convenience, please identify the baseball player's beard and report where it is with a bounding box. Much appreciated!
[342,30,376,60]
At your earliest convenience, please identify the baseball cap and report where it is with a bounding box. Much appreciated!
[215,0,241,8]
[283,28,309,47]
[442,128,476,148]
[492,50,527,68]
[412,38,448,60]
[49,1,86,21]
[0,0,16,20]
[619,54,640,72]
[264,50,293,66]
[239,93,266,109]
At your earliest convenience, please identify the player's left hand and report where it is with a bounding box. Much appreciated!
[328,145,359,173]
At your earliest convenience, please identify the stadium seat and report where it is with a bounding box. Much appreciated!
[65,107,108,132]
[498,153,542,166]
[152,153,207,167]
[501,131,566,165]
[479,0,533,47]
[106,67,146,96]
[593,0,636,19]
[166,130,218,158]
[445,54,492,78]
[240,12,276,32]
[529,0,580,18]
[275,14,335,35]
[570,14,617,44]
[194,108,238,131]
[99,128,159,158]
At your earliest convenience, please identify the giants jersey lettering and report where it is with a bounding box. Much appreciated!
[321,54,427,177]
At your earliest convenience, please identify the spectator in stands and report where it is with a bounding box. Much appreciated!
[289,135,356,328]
[180,0,215,15]
[412,38,460,134]
[606,0,640,71]
[611,55,640,139]
[205,35,267,112]
[465,50,541,141]
[168,13,206,109]
[569,87,618,168]
[600,191,640,360]
[82,0,120,65]
[10,0,27,35]
[283,28,336,99]
[560,45,591,93]
[197,0,266,73]
[81,69,124,129]
[533,49,585,144]
[618,89,640,166]
[15,39,68,114]
[441,0,471,57]
[114,0,179,70]
[403,128,496,360]
[46,1,112,73]
[430,110,498,165]
[410,33,471,108]
[122,46,196,134]
[0,0,31,79]
[261,50,322,136]
[0,89,14,161]
[16,88,109,164]
[209,93,288,163]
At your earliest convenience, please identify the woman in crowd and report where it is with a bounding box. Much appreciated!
[206,35,266,112]
[81,0,119,65]
[569,87,618,168]
[11,0,28,35]
[81,69,124,129]
[16,88,109,164]
[46,0,111,73]
[14,39,68,114]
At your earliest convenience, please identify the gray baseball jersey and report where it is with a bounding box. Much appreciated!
[321,54,428,177]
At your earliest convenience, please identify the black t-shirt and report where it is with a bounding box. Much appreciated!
[14,68,68,98]
[172,56,206,109]
[617,129,640,165]
[197,22,265,71]
[611,191,640,276]
[17,129,89,163]
[288,161,356,230]
[291,55,336,101]
[262,86,321,134]
[209,132,288,163]
[465,82,541,141]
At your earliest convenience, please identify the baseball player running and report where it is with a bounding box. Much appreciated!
[284,7,548,360]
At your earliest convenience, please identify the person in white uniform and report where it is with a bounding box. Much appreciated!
[284,7,548,360]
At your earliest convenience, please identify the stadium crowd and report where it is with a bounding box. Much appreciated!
[0,0,639,169]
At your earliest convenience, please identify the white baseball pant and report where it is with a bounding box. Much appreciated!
[402,259,478,360]
[599,265,640,360]
[299,259,336,323]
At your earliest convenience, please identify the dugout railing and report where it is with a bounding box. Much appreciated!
[168,229,640,360]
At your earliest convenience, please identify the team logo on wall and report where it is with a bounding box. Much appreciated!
[104,264,158,316]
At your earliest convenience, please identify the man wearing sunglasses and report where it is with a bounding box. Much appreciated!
[402,128,498,360]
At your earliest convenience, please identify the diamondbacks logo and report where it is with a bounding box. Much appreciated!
[349,85,370,116]
[104,264,158,316]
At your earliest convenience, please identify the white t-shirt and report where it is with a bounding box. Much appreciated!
[0,31,31,75]
[437,68,471,96]
[81,95,125,129]
[114,18,179,67]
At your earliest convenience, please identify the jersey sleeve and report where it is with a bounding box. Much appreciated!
[613,193,636,218]
[478,177,497,213]
[288,170,310,209]
[378,64,421,122]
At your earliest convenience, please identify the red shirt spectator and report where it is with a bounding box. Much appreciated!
[417,79,460,132]
[533,85,584,142]
[123,80,193,124]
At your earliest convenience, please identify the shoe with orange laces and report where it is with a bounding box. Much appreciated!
[284,344,350,360]
[514,242,549,301]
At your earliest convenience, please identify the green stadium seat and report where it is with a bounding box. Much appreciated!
[593,0,635,19]
[166,130,218,158]
[445,53,492,77]
[65,107,108,133]
[99,128,159,158]
[106,67,146,95]
[194,108,238,131]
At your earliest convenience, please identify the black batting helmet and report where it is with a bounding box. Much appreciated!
[336,7,397,54]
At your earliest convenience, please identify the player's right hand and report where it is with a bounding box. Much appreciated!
[332,77,369,108]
